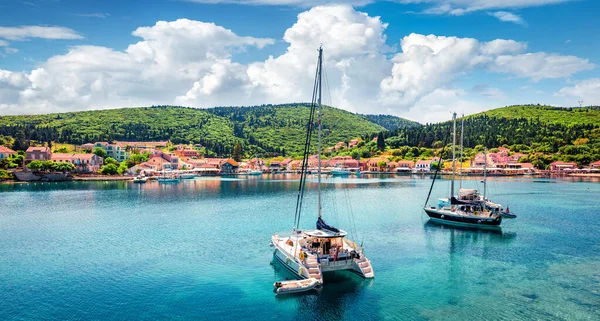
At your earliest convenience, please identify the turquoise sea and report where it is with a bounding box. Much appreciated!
[0,175,599,320]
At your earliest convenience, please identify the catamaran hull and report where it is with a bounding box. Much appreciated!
[424,208,502,229]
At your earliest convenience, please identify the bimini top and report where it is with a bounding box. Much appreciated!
[303,229,347,238]
[459,188,478,195]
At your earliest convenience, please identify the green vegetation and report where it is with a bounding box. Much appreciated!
[376,105,600,166]
[474,105,600,126]
[92,147,107,158]
[0,104,390,158]
[99,164,118,175]
[360,114,419,130]
[26,160,75,172]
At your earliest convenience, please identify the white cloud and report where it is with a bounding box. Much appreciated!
[183,0,373,6]
[491,53,594,81]
[0,40,8,47]
[0,25,83,41]
[379,34,530,107]
[177,5,391,110]
[4,47,18,54]
[488,11,526,25]
[0,5,595,123]
[555,79,600,104]
[403,0,573,15]
[72,13,110,18]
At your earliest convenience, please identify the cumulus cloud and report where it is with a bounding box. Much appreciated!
[177,5,391,110]
[379,34,529,107]
[491,53,594,81]
[0,5,595,122]
[555,79,600,104]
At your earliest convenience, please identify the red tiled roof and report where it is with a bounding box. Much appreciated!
[26,146,50,152]
[0,145,16,154]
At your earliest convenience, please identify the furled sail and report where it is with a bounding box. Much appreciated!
[316,217,340,233]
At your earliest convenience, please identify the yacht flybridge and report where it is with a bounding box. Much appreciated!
[423,113,517,229]
[271,47,374,293]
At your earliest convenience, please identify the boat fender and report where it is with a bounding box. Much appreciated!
[286,257,291,264]
[299,267,304,275]
[477,220,482,224]
[441,215,444,219]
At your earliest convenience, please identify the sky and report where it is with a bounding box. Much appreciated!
[0,0,599,123]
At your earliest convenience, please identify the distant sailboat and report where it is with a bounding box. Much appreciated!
[423,113,516,229]
[270,47,374,290]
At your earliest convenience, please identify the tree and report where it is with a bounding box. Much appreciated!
[117,162,129,175]
[128,153,147,165]
[377,132,385,151]
[431,161,443,171]
[104,157,118,165]
[377,160,387,171]
[99,164,118,175]
[13,130,28,151]
[26,160,44,172]
[93,147,107,158]
[232,142,242,162]
[52,162,76,172]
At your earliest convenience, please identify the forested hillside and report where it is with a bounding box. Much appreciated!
[378,105,600,165]
[359,114,419,130]
[0,104,387,157]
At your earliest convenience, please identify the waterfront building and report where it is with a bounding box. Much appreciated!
[0,145,16,159]
[51,154,103,173]
[549,161,578,172]
[25,146,52,163]
[590,160,600,170]
[93,142,129,162]
[396,160,415,172]
[415,160,431,173]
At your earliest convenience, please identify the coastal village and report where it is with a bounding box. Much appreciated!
[1,138,599,181]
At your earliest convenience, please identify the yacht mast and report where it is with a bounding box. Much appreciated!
[483,147,487,200]
[317,46,323,218]
[459,114,464,189]
[450,112,457,199]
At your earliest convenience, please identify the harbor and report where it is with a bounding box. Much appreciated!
[0,175,598,320]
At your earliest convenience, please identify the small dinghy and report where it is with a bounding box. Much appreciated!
[273,278,319,295]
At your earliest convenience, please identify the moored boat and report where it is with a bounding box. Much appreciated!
[271,47,374,287]
[132,176,148,183]
[423,113,516,229]
[273,278,320,295]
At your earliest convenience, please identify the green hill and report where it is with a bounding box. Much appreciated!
[473,105,600,126]
[0,104,389,157]
[359,114,420,130]
[379,105,600,166]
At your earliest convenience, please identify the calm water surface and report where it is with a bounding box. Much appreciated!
[0,175,599,320]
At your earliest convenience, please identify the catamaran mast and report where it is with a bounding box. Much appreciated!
[317,46,323,218]
[459,114,464,189]
[450,112,457,199]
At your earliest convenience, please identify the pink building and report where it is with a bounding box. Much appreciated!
[0,145,16,160]
[549,161,577,172]
[26,146,52,163]
[51,153,103,173]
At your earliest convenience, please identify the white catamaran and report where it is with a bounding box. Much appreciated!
[271,47,374,290]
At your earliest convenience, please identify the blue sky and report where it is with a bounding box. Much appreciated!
[0,0,599,122]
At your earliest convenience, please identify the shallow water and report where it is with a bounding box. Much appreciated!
[0,175,599,320]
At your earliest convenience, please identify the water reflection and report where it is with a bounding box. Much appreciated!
[424,220,517,241]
